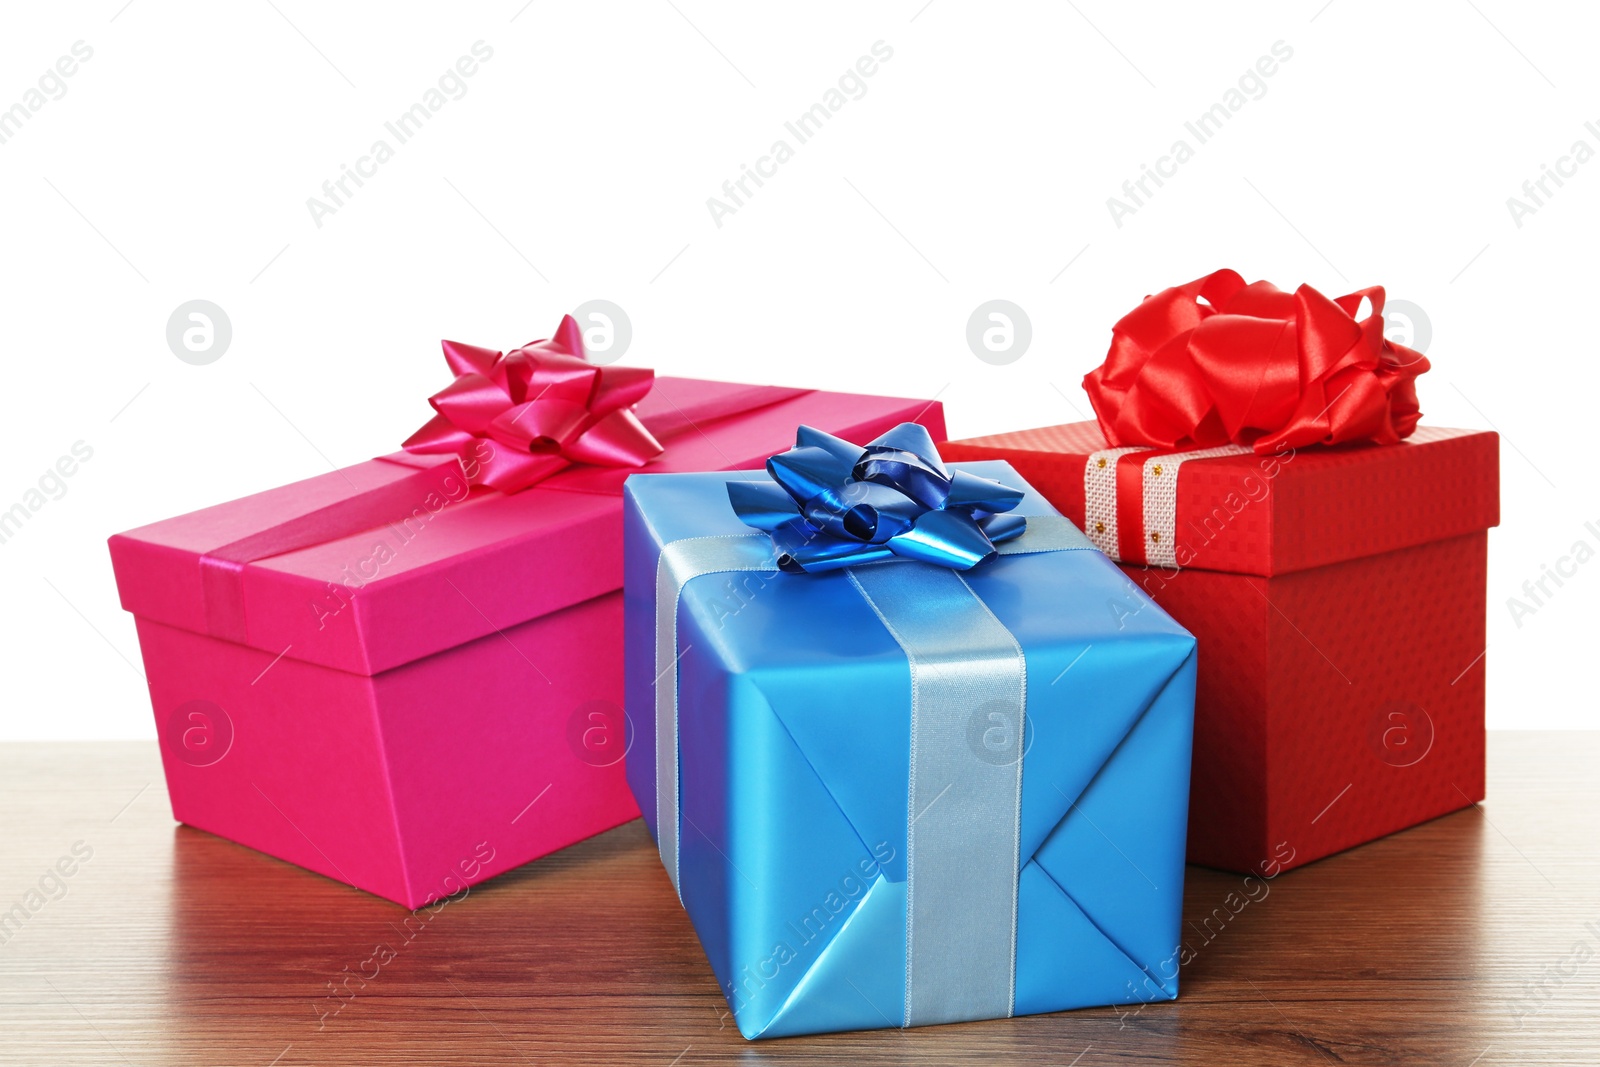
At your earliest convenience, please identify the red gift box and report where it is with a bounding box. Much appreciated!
[110,333,944,908]
[943,271,1499,874]
[941,422,1498,873]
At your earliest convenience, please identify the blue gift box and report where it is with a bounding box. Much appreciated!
[623,438,1196,1039]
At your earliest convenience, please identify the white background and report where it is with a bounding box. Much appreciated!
[1,1,1595,738]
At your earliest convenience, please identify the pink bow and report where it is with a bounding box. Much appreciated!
[403,315,663,492]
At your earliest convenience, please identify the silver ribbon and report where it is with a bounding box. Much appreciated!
[653,534,774,896]
[847,562,1024,1025]
[651,514,1095,1021]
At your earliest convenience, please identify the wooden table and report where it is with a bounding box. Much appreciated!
[3,734,1597,1066]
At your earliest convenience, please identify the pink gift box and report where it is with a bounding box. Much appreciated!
[110,377,945,908]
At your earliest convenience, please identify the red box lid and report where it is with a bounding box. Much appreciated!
[940,421,1498,577]
[110,378,945,676]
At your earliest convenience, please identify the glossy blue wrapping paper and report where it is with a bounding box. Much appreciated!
[623,460,1196,1039]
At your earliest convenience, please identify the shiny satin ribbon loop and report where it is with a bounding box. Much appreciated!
[727,423,1028,573]
[403,315,664,493]
[1083,269,1430,456]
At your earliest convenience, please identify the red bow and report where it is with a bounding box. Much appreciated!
[403,315,663,492]
[1083,269,1429,455]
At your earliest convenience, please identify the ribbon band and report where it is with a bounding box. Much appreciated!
[1082,444,1253,565]
[846,564,1023,1026]
[199,456,466,643]
[195,383,812,648]
[652,534,775,895]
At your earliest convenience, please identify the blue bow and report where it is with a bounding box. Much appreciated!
[727,423,1028,573]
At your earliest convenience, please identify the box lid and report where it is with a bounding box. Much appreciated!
[109,378,945,676]
[940,421,1498,577]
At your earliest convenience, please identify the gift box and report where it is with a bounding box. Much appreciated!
[941,271,1500,875]
[108,317,945,908]
[623,425,1197,1038]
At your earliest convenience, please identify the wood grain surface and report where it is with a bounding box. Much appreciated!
[2,733,1597,1066]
